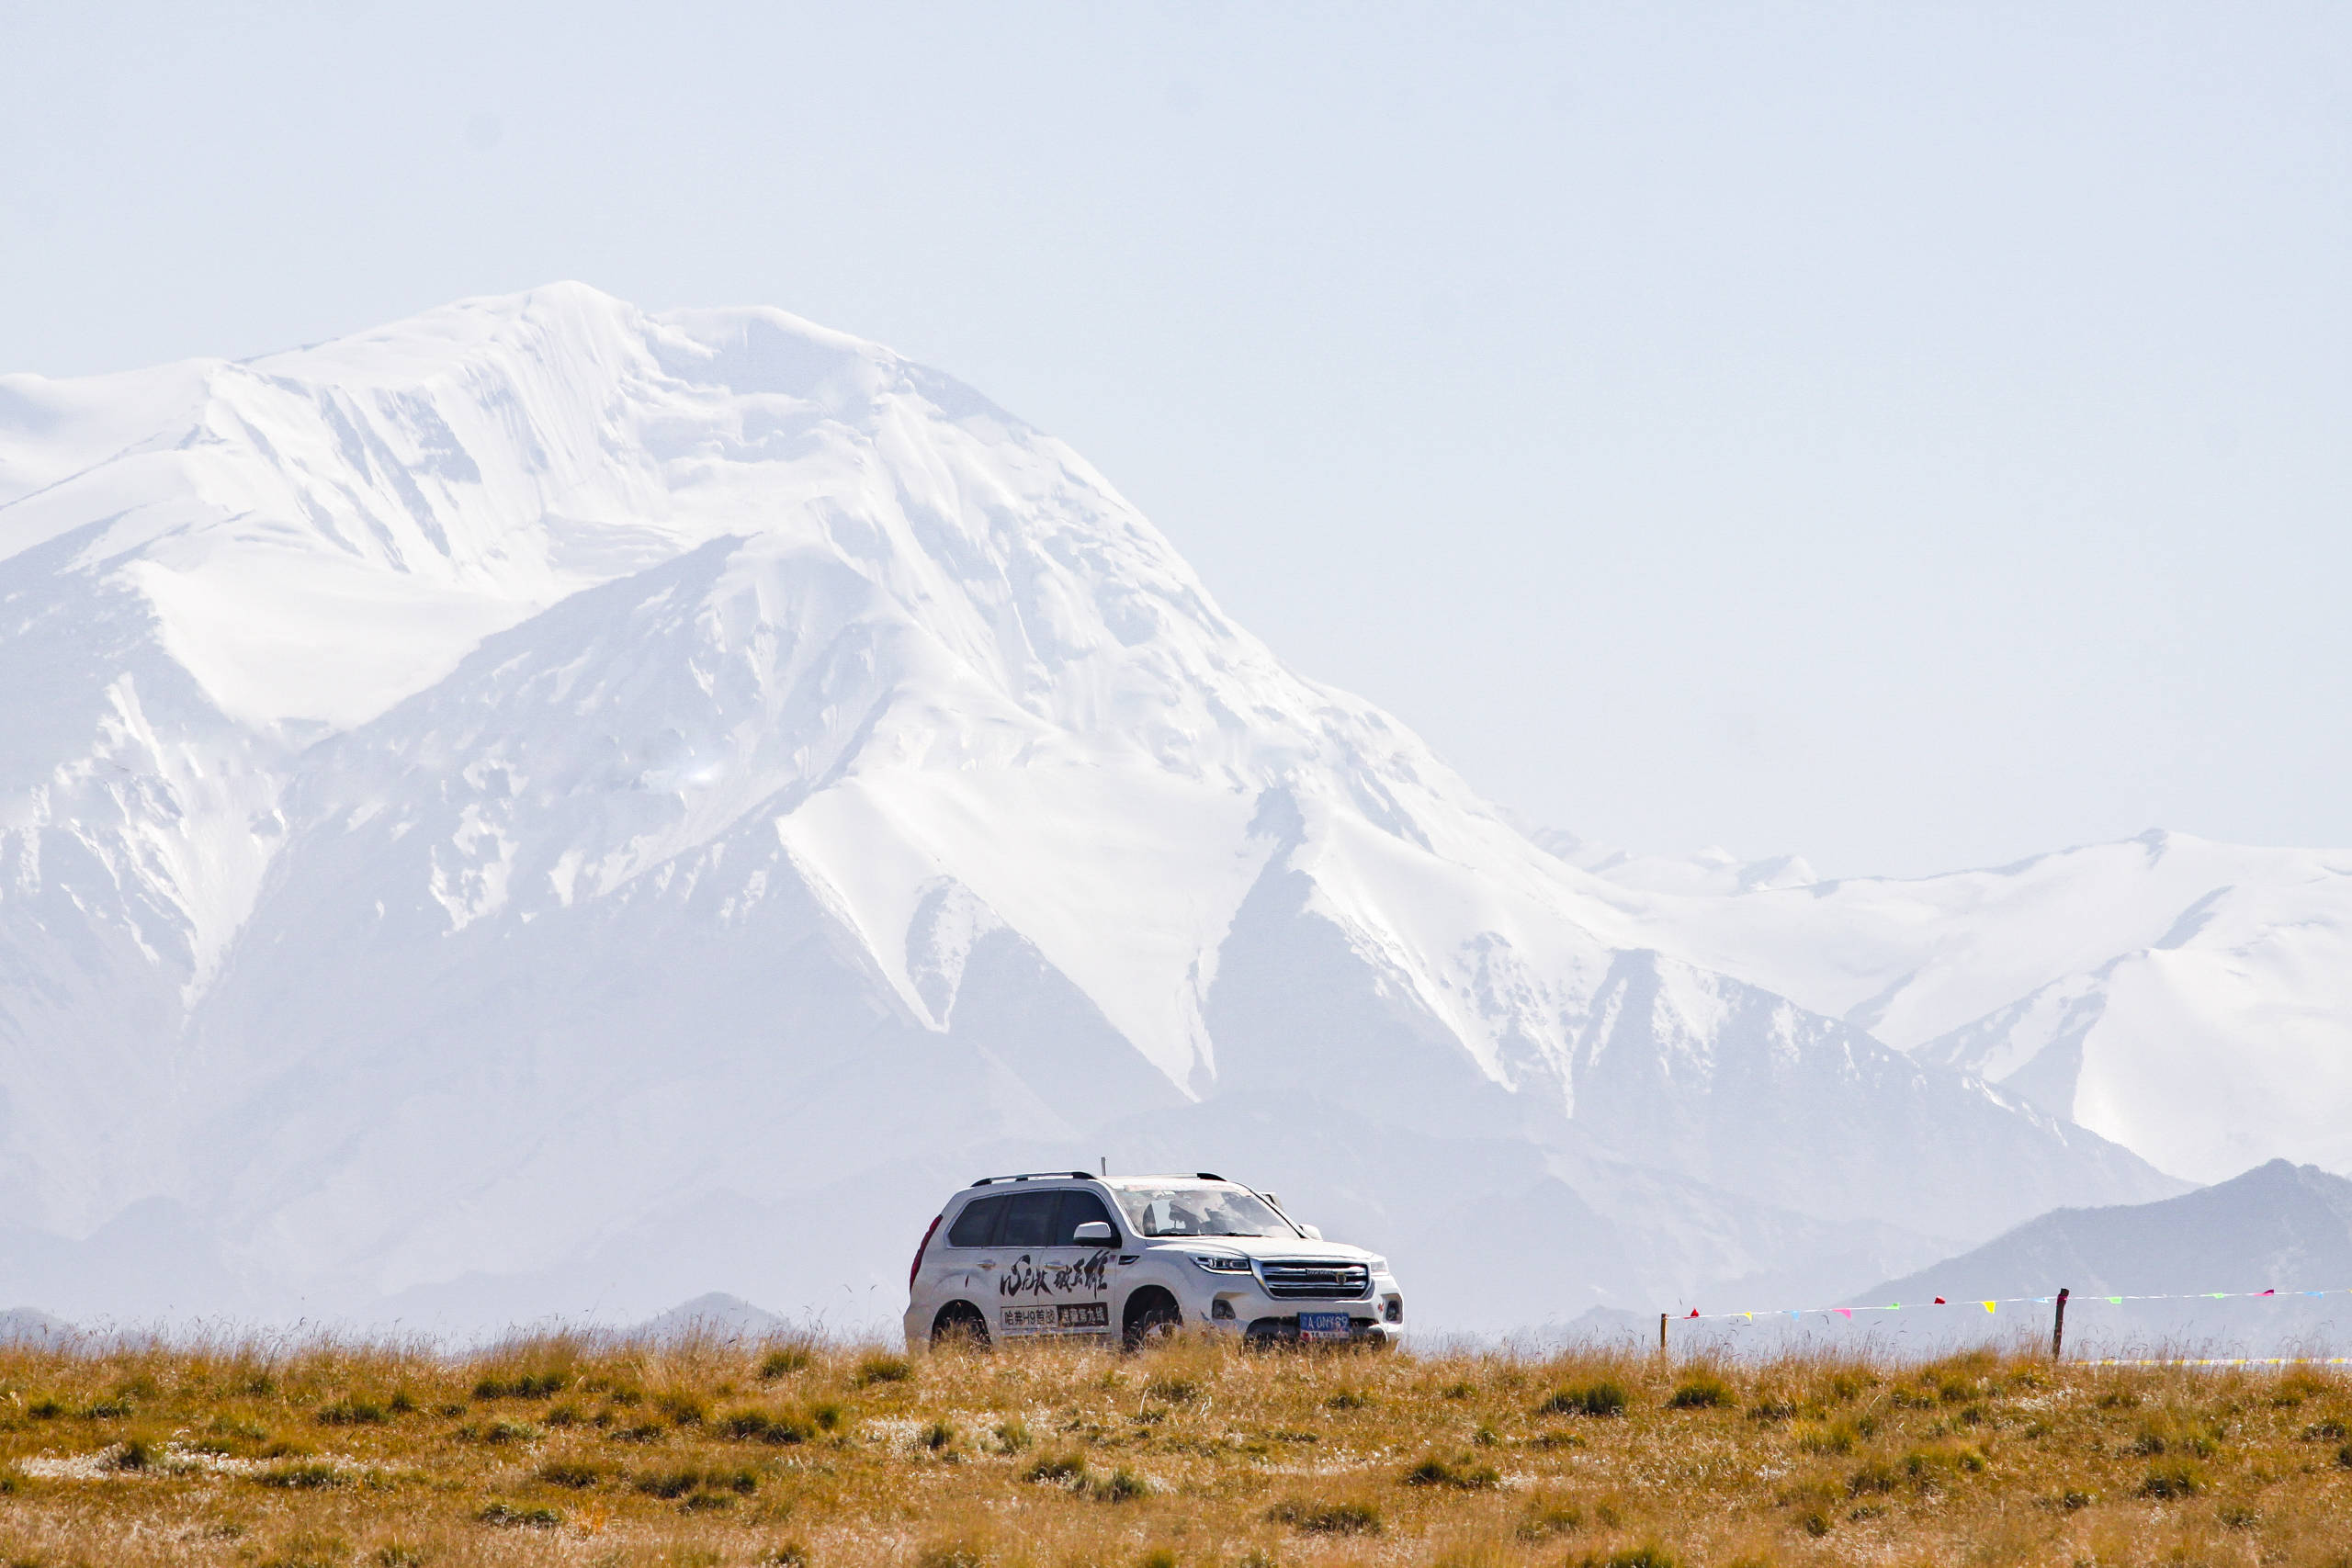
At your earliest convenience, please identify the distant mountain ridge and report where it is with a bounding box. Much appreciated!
[1848,1160,2352,1351]
[1867,1160,2352,1302]
[0,283,2314,1333]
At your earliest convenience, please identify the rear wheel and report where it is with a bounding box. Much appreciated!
[931,1301,990,1348]
[1122,1289,1182,1351]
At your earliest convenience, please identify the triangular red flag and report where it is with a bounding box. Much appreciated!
[1933,1296,1946,1304]
[1687,1308,1700,1318]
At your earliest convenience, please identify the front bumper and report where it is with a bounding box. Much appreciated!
[1192,1276,1406,1346]
[1233,1313,1401,1348]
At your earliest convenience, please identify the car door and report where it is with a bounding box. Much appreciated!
[1043,1189,1118,1337]
[989,1189,1067,1337]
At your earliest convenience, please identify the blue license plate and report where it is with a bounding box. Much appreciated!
[1297,1311,1351,1340]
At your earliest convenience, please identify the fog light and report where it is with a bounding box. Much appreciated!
[1211,1298,1236,1320]
[1383,1296,1403,1324]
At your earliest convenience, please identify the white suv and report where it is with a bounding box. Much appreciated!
[903,1170,1404,1350]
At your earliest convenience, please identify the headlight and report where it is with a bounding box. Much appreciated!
[1189,1254,1252,1274]
[1364,1258,1388,1272]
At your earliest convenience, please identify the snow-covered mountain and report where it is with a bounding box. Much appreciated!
[1625,834,2352,1185]
[0,284,2267,1331]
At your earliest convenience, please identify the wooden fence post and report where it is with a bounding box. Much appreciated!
[1658,1312,1668,1355]
[2052,1287,2070,1360]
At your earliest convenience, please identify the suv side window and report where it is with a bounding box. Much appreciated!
[1054,1190,1119,1246]
[945,1195,1006,1247]
[998,1190,1062,1248]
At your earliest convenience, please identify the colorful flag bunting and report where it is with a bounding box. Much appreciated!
[1671,1282,2352,1324]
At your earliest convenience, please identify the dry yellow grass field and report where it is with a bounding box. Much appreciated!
[1,1330,2348,1568]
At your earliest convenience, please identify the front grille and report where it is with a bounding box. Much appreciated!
[1257,1259,1372,1300]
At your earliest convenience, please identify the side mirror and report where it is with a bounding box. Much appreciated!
[1301,1224,1322,1241]
[1072,1221,1116,1246]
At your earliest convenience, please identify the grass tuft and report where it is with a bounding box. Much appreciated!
[1268,1497,1383,1535]
[534,1459,605,1488]
[257,1461,344,1490]
[1088,1464,1150,1502]
[1848,1460,1900,1495]
[1402,1454,1500,1489]
[314,1397,387,1426]
[1666,1371,1732,1410]
[1537,1379,1628,1418]
[1517,1498,1584,1539]
[471,1371,568,1400]
[720,1405,814,1445]
[759,1343,815,1379]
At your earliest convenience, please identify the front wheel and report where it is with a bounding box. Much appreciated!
[1122,1290,1182,1351]
[931,1301,990,1348]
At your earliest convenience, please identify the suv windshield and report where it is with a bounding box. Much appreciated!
[1110,1183,1295,1238]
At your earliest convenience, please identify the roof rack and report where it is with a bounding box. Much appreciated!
[968,1170,1098,1187]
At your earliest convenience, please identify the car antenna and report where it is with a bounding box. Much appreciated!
[1099,1156,1107,1177]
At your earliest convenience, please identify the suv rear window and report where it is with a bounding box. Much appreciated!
[946,1195,1005,1247]
[945,1189,1121,1247]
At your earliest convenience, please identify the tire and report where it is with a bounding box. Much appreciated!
[931,1301,990,1348]
[1122,1290,1182,1351]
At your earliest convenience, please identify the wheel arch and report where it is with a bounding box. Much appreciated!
[931,1299,990,1346]
[1121,1283,1181,1334]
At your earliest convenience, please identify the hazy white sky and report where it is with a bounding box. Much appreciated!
[4,2,2346,878]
